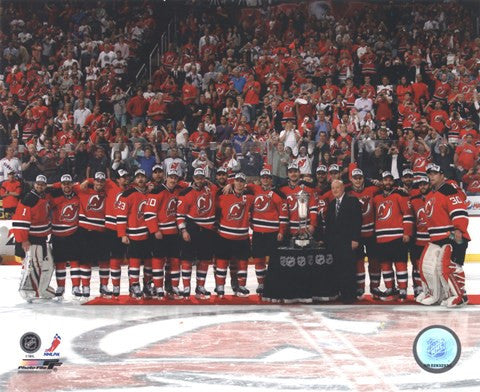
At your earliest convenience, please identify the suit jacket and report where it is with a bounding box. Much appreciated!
[325,194,362,251]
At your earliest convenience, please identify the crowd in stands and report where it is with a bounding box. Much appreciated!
[1,0,480,215]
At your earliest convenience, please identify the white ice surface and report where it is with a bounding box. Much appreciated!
[0,264,479,391]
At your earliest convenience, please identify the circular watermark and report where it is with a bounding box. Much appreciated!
[413,325,461,373]
[20,332,42,354]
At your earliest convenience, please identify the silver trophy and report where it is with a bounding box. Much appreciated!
[292,185,312,248]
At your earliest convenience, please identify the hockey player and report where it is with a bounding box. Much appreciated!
[116,169,152,299]
[409,176,431,297]
[104,169,129,298]
[176,168,217,298]
[47,174,80,297]
[348,168,382,300]
[417,164,470,307]
[74,172,115,298]
[373,171,414,301]
[215,167,229,187]
[279,163,318,241]
[249,168,288,296]
[215,172,255,297]
[145,169,185,299]
[147,164,164,191]
[12,175,55,300]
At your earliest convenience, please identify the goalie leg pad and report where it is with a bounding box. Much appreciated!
[441,245,468,307]
[416,243,445,305]
[34,244,56,299]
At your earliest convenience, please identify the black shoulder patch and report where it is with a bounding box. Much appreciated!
[438,183,457,196]
[179,187,193,196]
[47,187,64,198]
[393,189,409,197]
[410,194,423,201]
[244,189,254,196]
[273,188,287,199]
[21,191,40,207]
[121,188,137,198]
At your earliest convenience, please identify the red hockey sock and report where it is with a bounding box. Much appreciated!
[181,260,192,289]
[151,257,166,288]
[70,261,80,287]
[411,259,422,290]
[196,260,210,287]
[355,258,365,291]
[380,261,394,290]
[394,261,408,290]
[368,258,381,290]
[98,260,110,286]
[229,259,238,284]
[55,262,67,287]
[143,258,152,285]
[215,259,229,286]
[80,264,91,287]
[170,258,180,288]
[237,259,248,287]
[128,258,141,286]
[253,258,266,285]
[110,258,122,287]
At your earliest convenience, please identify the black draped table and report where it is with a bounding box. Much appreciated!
[263,246,338,303]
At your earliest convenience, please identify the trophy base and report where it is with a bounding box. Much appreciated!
[294,239,311,248]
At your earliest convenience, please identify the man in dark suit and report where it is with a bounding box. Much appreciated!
[325,180,362,303]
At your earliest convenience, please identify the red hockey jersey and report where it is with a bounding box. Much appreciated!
[424,182,470,242]
[46,188,80,237]
[217,189,254,240]
[12,191,51,243]
[177,184,218,231]
[145,184,184,235]
[279,183,318,235]
[349,185,379,238]
[73,182,115,232]
[373,189,414,243]
[116,187,149,240]
[105,179,125,231]
[410,194,430,246]
[248,184,288,233]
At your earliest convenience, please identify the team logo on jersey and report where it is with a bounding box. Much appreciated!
[166,198,176,217]
[113,192,122,209]
[87,195,105,211]
[434,115,443,122]
[197,194,212,215]
[359,196,371,216]
[286,195,298,212]
[137,200,146,220]
[416,207,428,227]
[377,200,393,221]
[424,198,435,218]
[414,157,426,168]
[254,195,271,212]
[60,203,79,222]
[228,202,245,220]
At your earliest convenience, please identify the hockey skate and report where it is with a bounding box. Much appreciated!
[370,287,383,300]
[72,286,82,298]
[443,295,468,308]
[398,289,407,302]
[82,286,90,298]
[356,288,365,300]
[156,287,165,300]
[195,286,211,300]
[235,286,250,297]
[129,283,143,299]
[214,285,225,298]
[182,287,191,299]
[256,284,264,297]
[142,282,156,299]
[112,286,120,298]
[413,286,423,298]
[100,285,112,298]
[167,286,181,300]
[380,288,397,301]
[55,287,65,298]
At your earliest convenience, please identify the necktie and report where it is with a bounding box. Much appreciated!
[336,198,341,217]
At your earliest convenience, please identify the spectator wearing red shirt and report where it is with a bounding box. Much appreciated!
[0,171,22,215]
[426,100,449,134]
[189,122,212,157]
[126,89,148,126]
[411,74,430,105]
[462,166,480,194]
[455,134,479,172]
[182,77,198,105]
[147,93,168,126]
[243,74,261,122]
